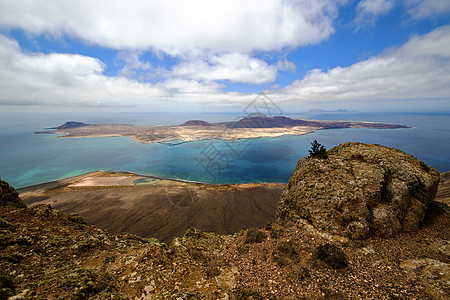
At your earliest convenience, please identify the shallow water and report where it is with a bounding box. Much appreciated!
[1,111,449,188]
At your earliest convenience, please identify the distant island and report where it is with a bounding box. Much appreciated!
[36,115,409,144]
[309,108,355,113]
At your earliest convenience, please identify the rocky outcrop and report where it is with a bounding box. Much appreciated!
[277,142,440,239]
[0,180,26,208]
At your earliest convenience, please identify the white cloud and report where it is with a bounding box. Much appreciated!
[404,0,450,19]
[116,51,153,79]
[0,0,340,54]
[355,0,450,27]
[355,0,395,26]
[0,0,343,84]
[0,34,252,107]
[2,26,450,110]
[276,58,297,73]
[0,34,166,106]
[171,53,279,84]
[274,26,450,102]
[357,0,394,16]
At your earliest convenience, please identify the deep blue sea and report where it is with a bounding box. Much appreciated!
[1,111,449,188]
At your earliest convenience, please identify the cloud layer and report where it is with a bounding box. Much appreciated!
[1,25,449,109]
[0,0,342,85]
[0,0,339,53]
[0,1,449,111]
[274,26,450,102]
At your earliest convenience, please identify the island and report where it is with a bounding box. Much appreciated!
[35,115,409,144]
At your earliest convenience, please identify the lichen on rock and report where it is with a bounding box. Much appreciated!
[277,142,440,239]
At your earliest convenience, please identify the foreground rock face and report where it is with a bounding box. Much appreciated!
[278,142,440,238]
[0,180,26,208]
[1,174,449,298]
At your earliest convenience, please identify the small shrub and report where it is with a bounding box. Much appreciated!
[309,140,328,159]
[316,243,348,269]
[244,228,267,244]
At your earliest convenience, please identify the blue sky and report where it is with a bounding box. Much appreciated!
[0,0,449,113]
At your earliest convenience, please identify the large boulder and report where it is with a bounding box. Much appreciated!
[277,142,440,239]
[0,180,26,208]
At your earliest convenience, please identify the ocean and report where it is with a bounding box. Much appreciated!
[1,111,449,188]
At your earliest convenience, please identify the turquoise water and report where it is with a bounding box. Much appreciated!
[1,112,449,188]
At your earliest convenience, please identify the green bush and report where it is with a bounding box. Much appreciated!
[309,140,328,159]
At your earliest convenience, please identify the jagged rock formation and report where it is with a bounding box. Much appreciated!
[0,180,26,208]
[278,142,440,239]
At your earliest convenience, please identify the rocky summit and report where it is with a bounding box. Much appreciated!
[278,142,440,239]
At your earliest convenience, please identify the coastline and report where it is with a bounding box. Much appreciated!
[35,116,409,145]
[17,170,286,243]
[49,125,322,144]
[17,170,286,195]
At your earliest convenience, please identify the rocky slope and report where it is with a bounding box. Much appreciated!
[1,143,449,299]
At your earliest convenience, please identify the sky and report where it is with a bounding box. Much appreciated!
[0,0,450,114]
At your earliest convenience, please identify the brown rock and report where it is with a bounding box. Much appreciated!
[277,142,440,238]
[0,180,26,208]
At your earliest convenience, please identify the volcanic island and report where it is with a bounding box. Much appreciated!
[36,115,409,144]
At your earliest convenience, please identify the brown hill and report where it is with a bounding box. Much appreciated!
[19,173,283,243]
[220,115,408,129]
[53,121,88,130]
[180,120,213,126]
